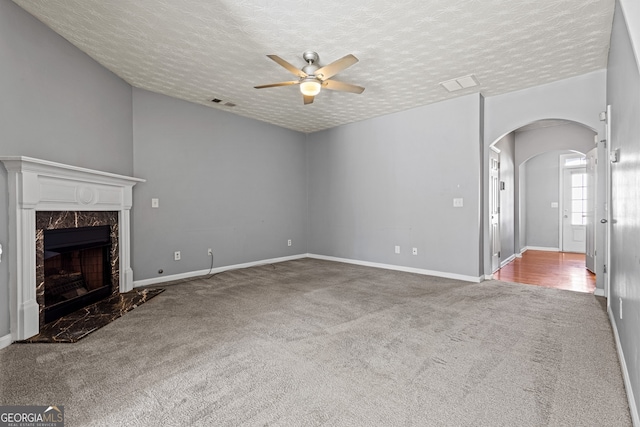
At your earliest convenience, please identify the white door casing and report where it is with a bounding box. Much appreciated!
[560,154,587,253]
[489,148,501,272]
[585,148,597,272]
[604,105,612,302]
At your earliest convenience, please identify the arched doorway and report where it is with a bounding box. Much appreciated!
[486,119,602,293]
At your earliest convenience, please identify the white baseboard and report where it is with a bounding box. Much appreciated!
[307,254,483,283]
[525,246,560,252]
[594,288,606,297]
[500,254,516,268]
[0,333,11,350]
[608,307,639,426]
[133,254,308,288]
[484,274,493,280]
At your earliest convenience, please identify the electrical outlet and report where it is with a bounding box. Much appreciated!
[412,247,418,255]
[174,251,181,261]
[208,248,213,256]
[287,239,292,247]
[151,198,159,208]
[395,245,400,254]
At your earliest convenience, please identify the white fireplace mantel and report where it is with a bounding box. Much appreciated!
[0,156,145,341]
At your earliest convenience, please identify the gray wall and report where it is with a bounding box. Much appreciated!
[0,0,133,338]
[518,164,527,252]
[515,124,597,167]
[523,150,574,249]
[607,0,640,416]
[131,89,307,280]
[494,133,515,261]
[307,94,483,279]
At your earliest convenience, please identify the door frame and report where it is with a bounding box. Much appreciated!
[604,105,612,302]
[585,147,597,273]
[489,145,501,273]
[558,152,587,253]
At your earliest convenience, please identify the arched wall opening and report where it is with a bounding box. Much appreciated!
[486,118,605,292]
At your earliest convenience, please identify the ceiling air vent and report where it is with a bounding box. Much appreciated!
[210,98,236,107]
[439,74,479,92]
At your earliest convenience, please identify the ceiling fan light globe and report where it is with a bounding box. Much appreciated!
[300,79,321,96]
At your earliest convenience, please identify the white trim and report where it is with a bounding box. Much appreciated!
[133,254,308,287]
[558,153,587,253]
[605,105,612,303]
[484,274,494,280]
[594,288,605,297]
[608,308,640,426]
[500,254,516,268]
[525,246,560,252]
[0,334,12,350]
[490,145,501,154]
[307,254,483,283]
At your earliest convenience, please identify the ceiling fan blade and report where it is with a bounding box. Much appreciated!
[267,55,307,78]
[303,94,314,105]
[315,54,358,80]
[323,80,365,94]
[254,81,299,89]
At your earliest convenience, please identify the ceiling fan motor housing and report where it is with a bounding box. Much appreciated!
[302,51,319,64]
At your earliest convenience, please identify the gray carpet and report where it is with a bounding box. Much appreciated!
[0,258,631,426]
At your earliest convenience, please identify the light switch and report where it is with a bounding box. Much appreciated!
[551,202,559,208]
[453,198,463,208]
[151,198,159,208]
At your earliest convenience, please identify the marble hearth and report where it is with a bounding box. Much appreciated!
[0,157,144,341]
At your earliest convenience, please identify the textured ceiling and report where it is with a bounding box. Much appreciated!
[12,0,614,133]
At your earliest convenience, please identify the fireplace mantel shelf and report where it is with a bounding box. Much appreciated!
[0,156,144,341]
[0,155,144,186]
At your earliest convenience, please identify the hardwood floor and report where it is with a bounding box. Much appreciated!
[494,250,596,294]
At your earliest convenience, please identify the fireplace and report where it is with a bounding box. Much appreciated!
[43,225,112,323]
[0,156,144,341]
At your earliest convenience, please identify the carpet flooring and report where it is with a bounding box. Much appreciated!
[0,258,631,426]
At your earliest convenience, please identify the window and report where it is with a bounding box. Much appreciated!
[564,157,587,167]
[571,172,587,225]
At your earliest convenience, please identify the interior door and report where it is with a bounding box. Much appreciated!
[490,149,501,272]
[562,166,587,253]
[585,148,597,272]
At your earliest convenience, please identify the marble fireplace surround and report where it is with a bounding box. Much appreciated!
[0,157,144,341]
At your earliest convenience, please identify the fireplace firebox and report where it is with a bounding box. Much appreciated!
[43,225,112,323]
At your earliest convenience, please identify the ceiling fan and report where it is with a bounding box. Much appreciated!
[254,51,365,105]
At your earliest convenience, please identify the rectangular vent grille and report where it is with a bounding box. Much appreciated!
[211,98,236,107]
[440,74,479,92]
